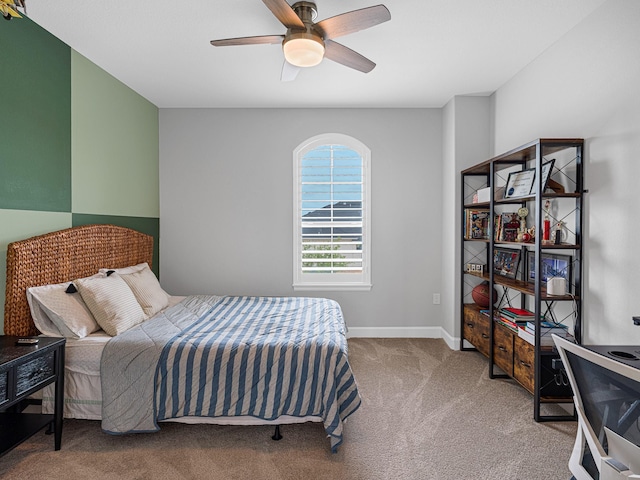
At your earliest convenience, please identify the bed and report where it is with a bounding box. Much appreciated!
[4,224,361,452]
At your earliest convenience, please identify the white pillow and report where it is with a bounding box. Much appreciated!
[75,273,146,336]
[27,279,101,338]
[118,265,169,318]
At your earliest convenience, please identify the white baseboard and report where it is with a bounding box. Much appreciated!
[347,327,461,351]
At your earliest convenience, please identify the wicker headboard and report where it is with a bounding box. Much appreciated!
[4,224,154,336]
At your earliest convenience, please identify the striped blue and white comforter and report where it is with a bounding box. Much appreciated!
[101,295,361,452]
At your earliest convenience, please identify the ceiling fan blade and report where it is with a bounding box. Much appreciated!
[262,0,305,29]
[323,40,376,73]
[315,5,391,40]
[210,35,284,47]
[281,60,301,82]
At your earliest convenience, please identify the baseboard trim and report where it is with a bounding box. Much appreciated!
[347,327,461,350]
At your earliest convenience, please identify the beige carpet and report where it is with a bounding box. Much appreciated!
[0,338,577,479]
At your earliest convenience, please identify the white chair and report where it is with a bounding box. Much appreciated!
[553,335,640,480]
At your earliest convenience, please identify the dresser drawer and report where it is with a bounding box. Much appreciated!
[16,351,55,396]
[0,369,7,407]
[493,324,514,376]
[513,336,535,394]
[463,306,490,357]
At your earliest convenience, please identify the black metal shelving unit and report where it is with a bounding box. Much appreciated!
[460,138,584,421]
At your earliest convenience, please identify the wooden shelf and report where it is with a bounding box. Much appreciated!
[465,271,580,301]
[463,238,581,250]
[461,138,584,175]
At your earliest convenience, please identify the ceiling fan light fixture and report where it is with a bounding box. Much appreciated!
[283,32,325,68]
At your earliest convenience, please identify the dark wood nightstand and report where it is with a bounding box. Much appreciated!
[0,336,65,456]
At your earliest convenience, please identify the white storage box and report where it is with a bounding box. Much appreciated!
[476,187,491,203]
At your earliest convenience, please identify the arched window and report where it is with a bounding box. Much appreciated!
[293,133,371,291]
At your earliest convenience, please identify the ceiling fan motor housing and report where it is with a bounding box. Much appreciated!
[291,1,319,23]
[283,1,325,67]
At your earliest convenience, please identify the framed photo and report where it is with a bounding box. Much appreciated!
[525,251,572,290]
[493,247,521,279]
[504,168,535,199]
[530,159,556,194]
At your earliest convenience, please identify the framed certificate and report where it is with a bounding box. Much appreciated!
[530,159,556,194]
[504,168,535,199]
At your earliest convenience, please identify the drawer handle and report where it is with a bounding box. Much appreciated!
[466,323,474,328]
[499,346,507,352]
[520,361,531,368]
[481,334,489,339]
[29,368,45,379]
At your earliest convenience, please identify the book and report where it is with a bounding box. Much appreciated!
[500,307,536,322]
[518,326,574,346]
[500,307,535,320]
[525,321,568,333]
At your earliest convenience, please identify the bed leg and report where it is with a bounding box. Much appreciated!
[271,425,283,441]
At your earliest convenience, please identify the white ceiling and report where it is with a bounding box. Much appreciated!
[24,0,607,108]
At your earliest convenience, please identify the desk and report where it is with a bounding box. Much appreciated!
[586,346,640,370]
[0,336,65,456]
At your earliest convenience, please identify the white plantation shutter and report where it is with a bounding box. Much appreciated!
[293,134,371,291]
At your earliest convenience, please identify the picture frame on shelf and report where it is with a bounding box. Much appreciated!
[466,263,486,275]
[504,168,535,199]
[530,159,556,195]
[493,247,521,279]
[525,251,572,291]
[464,208,490,240]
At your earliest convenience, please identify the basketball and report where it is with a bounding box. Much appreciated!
[471,282,497,308]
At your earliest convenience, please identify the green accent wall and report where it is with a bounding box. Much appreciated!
[71,51,159,218]
[0,19,160,333]
[0,17,71,212]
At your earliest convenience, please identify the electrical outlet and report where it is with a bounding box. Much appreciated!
[433,293,440,305]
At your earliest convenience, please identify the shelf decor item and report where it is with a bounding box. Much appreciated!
[542,199,552,242]
[493,247,521,279]
[464,209,490,239]
[504,168,535,198]
[471,281,497,308]
[530,159,556,195]
[525,251,572,291]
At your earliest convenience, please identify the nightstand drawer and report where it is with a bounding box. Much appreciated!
[16,352,55,396]
[0,370,7,406]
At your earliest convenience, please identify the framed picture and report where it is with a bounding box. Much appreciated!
[530,159,556,195]
[504,168,535,199]
[493,247,521,279]
[525,251,572,290]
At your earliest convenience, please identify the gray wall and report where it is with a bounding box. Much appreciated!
[158,0,640,345]
[441,96,492,345]
[159,108,443,335]
[492,0,640,344]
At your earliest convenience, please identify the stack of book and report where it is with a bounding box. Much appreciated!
[517,320,573,347]
[480,307,534,332]
[500,307,534,321]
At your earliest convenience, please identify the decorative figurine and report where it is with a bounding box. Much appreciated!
[553,220,564,245]
[543,199,552,243]
[517,206,529,242]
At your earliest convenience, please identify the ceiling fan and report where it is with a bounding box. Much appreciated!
[210,0,391,81]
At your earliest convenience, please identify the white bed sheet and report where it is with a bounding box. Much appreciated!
[42,295,322,426]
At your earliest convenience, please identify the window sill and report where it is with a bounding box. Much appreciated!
[293,283,372,292]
